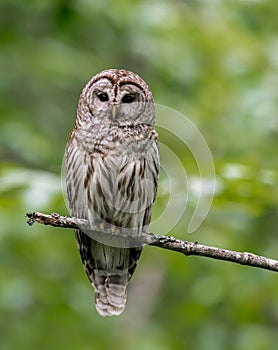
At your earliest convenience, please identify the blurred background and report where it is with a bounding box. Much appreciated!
[0,0,278,349]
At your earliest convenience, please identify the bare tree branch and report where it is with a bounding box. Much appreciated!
[26,211,278,273]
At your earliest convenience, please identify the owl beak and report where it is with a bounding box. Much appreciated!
[111,105,118,120]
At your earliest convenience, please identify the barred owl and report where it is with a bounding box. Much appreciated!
[65,69,159,316]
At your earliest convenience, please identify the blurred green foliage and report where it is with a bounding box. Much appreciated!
[0,0,277,349]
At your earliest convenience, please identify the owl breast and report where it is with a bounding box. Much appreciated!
[67,123,159,246]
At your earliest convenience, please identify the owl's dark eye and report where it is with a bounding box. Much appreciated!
[122,93,136,103]
[97,92,109,102]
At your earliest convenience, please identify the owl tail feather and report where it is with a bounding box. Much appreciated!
[94,273,128,317]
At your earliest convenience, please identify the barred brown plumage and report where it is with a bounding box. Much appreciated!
[65,69,159,316]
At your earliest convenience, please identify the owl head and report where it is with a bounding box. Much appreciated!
[76,69,155,127]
